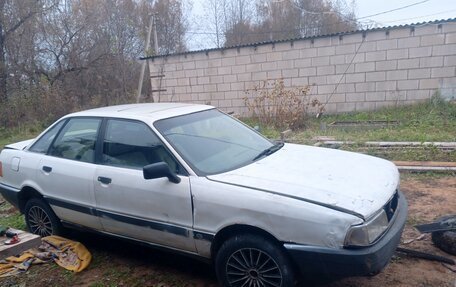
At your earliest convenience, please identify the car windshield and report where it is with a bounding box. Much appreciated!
[154,109,274,175]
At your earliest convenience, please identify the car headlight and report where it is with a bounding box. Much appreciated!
[344,210,389,247]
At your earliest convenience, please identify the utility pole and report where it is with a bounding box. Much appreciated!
[151,15,163,103]
[136,15,155,103]
[152,15,159,55]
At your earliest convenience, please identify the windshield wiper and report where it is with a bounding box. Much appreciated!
[252,142,284,161]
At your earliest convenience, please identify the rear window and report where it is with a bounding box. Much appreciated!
[48,118,101,163]
[29,120,66,154]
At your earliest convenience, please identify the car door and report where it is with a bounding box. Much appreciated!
[93,118,195,252]
[35,117,103,230]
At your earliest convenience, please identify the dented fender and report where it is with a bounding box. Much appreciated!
[190,176,363,257]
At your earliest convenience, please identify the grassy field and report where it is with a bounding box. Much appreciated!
[244,98,456,161]
[243,97,456,143]
[0,199,26,230]
[293,99,456,143]
[0,122,45,150]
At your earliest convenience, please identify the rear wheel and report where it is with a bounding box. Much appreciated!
[215,234,295,287]
[24,198,63,237]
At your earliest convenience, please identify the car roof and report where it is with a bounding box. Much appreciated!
[65,103,214,122]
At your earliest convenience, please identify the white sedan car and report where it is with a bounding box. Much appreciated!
[0,103,407,286]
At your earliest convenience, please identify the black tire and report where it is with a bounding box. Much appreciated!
[431,215,456,256]
[24,198,63,237]
[215,234,295,287]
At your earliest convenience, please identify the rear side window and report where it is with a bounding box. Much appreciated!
[102,119,183,174]
[49,118,101,163]
[29,120,66,154]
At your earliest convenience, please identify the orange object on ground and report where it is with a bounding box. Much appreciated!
[0,235,91,277]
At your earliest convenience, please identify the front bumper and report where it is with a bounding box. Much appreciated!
[284,190,408,277]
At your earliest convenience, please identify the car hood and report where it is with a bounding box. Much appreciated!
[207,143,399,219]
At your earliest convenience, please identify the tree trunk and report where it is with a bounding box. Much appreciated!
[0,31,6,103]
[0,0,7,103]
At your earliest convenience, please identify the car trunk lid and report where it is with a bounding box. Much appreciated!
[4,139,35,150]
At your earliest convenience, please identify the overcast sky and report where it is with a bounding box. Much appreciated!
[187,0,456,50]
[356,0,456,26]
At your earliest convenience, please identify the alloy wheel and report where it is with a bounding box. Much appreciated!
[28,206,54,237]
[226,248,283,287]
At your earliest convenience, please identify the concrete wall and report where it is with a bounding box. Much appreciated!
[148,20,456,115]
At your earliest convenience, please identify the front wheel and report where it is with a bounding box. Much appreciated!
[24,198,63,237]
[215,234,295,287]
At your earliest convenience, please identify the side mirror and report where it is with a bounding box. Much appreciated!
[143,162,181,184]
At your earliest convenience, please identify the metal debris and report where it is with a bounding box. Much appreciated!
[396,247,455,265]
[403,234,426,245]
[415,217,456,233]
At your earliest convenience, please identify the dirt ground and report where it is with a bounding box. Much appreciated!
[324,175,456,287]
[0,174,455,287]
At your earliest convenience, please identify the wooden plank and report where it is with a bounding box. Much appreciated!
[328,120,400,129]
[321,141,456,148]
[364,141,456,148]
[0,229,41,259]
[394,161,456,167]
[312,136,336,141]
[396,166,456,172]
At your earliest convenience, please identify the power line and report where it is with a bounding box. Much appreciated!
[184,17,407,37]
[186,0,436,38]
[186,18,361,36]
[358,0,431,20]
[267,0,432,21]
[287,0,349,16]
[320,37,366,116]
[286,0,433,20]
[381,8,456,24]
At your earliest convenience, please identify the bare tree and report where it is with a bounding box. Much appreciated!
[223,0,256,46]
[138,0,188,55]
[215,0,357,47]
[0,0,44,103]
[254,1,302,41]
[202,0,227,48]
[292,0,357,37]
[0,0,190,127]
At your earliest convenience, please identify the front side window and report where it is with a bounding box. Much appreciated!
[29,120,66,154]
[154,109,273,175]
[101,119,182,174]
[49,118,101,163]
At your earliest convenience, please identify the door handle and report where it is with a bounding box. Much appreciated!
[42,166,52,173]
[98,176,112,185]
